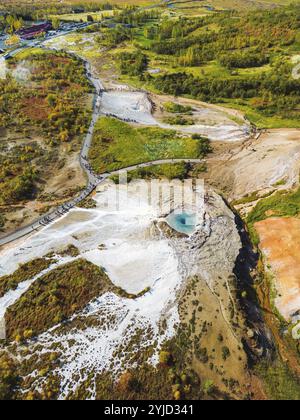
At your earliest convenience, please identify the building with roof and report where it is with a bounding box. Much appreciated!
[16,22,52,40]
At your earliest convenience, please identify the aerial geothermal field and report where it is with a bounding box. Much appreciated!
[1,0,300,402]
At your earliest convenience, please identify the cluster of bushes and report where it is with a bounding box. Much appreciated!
[163,102,193,114]
[104,24,133,46]
[148,6,299,61]
[0,143,44,205]
[1,168,37,204]
[219,51,270,69]
[161,102,196,128]
[163,115,194,125]
[0,51,92,141]
[113,8,160,26]
[0,353,19,400]
[0,213,5,229]
[0,2,114,22]
[118,51,148,77]
[5,259,112,340]
[91,337,203,400]
[0,14,23,33]
[122,162,190,181]
[0,257,55,298]
[255,360,300,400]
[130,5,300,120]
[152,69,300,118]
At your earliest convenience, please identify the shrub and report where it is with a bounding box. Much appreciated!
[159,351,173,366]
[222,346,231,361]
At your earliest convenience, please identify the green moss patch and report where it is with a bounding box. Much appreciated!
[255,360,300,400]
[0,258,55,298]
[89,117,207,173]
[5,259,110,340]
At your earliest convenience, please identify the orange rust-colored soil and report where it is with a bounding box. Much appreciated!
[255,217,300,321]
[21,97,50,121]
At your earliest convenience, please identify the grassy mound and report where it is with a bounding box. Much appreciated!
[89,117,209,173]
[5,259,111,340]
[0,258,55,298]
[248,187,300,224]
[247,187,300,244]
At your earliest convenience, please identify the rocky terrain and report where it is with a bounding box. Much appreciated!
[0,180,272,399]
[207,129,300,212]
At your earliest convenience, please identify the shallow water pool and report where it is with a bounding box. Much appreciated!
[166,212,197,235]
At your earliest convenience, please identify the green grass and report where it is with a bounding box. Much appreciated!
[189,61,232,79]
[237,64,272,76]
[134,22,160,49]
[246,186,300,245]
[248,187,300,225]
[273,178,287,187]
[231,190,274,206]
[14,47,52,60]
[89,117,205,173]
[111,161,190,181]
[155,57,270,83]
[220,100,300,129]
[163,101,193,114]
[256,360,300,400]
[5,259,112,340]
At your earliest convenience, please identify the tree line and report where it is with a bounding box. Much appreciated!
[0,14,23,33]
[145,5,300,68]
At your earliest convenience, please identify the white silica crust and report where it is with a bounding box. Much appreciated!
[0,181,240,398]
[100,91,157,125]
